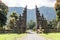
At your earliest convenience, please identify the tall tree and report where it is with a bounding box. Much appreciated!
[55,0,60,21]
[54,0,60,31]
[8,12,18,29]
[0,1,8,28]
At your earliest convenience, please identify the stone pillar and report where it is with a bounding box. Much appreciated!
[21,6,27,33]
[36,6,42,30]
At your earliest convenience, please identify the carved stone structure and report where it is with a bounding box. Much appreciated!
[36,6,47,31]
[16,6,27,33]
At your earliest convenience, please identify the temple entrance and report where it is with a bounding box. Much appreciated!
[36,6,48,33]
[26,6,48,33]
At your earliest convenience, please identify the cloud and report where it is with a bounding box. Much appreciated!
[2,0,56,9]
[48,0,56,2]
[2,0,17,7]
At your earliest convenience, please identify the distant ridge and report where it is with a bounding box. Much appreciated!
[8,6,56,22]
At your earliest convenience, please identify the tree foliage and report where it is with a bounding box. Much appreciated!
[8,12,18,29]
[28,20,36,29]
[0,2,8,15]
[54,1,60,31]
[0,2,8,27]
[48,19,58,29]
[55,4,60,21]
[10,12,18,20]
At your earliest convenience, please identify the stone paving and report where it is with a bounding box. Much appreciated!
[17,30,52,40]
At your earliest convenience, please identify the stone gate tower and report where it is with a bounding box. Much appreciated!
[16,6,27,33]
[22,6,27,32]
[36,6,47,31]
[36,6,42,29]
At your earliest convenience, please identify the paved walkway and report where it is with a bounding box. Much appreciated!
[17,30,52,40]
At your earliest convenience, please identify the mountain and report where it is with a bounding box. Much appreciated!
[39,6,56,21]
[8,6,56,22]
[8,7,23,16]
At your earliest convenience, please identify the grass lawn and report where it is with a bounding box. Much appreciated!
[0,33,26,40]
[39,33,60,40]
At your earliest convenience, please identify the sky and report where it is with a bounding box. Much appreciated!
[2,0,56,9]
